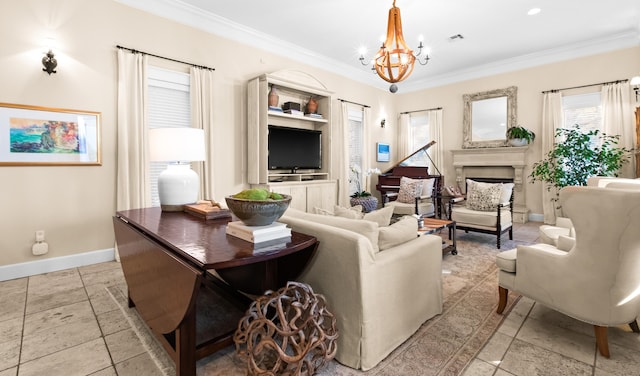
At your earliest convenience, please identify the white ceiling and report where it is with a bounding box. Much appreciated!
[118,0,640,93]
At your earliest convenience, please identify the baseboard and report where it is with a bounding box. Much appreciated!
[0,248,116,282]
[528,213,544,222]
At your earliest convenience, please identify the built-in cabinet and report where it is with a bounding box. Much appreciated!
[247,71,337,212]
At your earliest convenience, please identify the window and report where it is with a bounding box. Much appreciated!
[147,66,191,207]
[348,109,364,195]
[562,92,602,132]
[407,112,430,166]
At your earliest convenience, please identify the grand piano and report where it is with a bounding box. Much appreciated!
[375,141,444,217]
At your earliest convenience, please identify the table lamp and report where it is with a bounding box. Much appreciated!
[149,128,206,211]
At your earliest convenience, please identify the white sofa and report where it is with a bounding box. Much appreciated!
[279,208,443,371]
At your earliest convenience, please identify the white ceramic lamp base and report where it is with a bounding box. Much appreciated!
[157,163,200,211]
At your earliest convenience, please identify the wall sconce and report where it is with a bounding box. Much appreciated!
[41,37,57,75]
[380,119,386,128]
[631,76,640,101]
[42,49,57,75]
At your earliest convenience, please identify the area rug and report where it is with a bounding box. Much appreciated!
[107,232,529,376]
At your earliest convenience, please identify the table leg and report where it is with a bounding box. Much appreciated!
[451,221,457,255]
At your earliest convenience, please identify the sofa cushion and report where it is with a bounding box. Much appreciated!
[466,180,503,211]
[378,216,418,251]
[333,205,363,219]
[363,205,394,227]
[397,177,424,203]
[452,206,512,228]
[496,248,517,272]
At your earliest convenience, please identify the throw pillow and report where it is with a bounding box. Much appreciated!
[500,183,514,204]
[397,177,424,204]
[420,178,436,197]
[333,205,364,219]
[362,205,394,227]
[466,180,502,211]
[313,207,334,216]
[378,216,418,251]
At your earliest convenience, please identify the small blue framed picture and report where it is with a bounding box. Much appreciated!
[377,142,390,162]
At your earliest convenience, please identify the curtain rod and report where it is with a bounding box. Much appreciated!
[337,98,370,108]
[541,79,627,94]
[116,45,215,71]
[400,107,443,115]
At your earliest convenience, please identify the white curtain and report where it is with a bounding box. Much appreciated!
[362,107,372,193]
[397,113,410,159]
[541,91,563,224]
[428,108,444,176]
[116,49,149,211]
[336,101,350,206]
[601,82,636,178]
[190,67,216,201]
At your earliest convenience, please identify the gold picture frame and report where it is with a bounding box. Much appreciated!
[0,102,101,166]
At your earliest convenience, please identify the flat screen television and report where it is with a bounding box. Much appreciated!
[268,126,322,172]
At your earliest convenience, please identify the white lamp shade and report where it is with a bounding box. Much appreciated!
[630,76,640,86]
[149,127,205,162]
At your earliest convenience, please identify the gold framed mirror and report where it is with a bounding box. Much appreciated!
[462,86,517,148]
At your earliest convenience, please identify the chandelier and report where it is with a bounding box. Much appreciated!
[359,0,430,92]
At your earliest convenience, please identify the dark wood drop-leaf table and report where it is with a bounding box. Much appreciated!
[112,208,318,376]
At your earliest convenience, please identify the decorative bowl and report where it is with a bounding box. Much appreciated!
[225,195,292,226]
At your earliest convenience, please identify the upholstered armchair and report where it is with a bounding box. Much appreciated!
[497,186,640,358]
[448,178,514,249]
[383,176,437,217]
[539,177,640,246]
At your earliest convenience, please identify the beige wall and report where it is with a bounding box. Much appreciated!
[0,0,638,267]
[0,0,394,267]
[397,46,640,219]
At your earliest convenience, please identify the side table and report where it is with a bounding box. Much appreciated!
[418,217,457,255]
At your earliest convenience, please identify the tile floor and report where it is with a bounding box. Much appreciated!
[1,222,640,376]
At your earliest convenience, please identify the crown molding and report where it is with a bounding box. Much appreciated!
[401,31,640,93]
[115,0,640,94]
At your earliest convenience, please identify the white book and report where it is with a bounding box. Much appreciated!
[252,236,292,253]
[226,224,291,243]
[226,221,288,236]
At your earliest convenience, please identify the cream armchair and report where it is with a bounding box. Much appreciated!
[448,178,514,249]
[539,177,640,246]
[497,186,640,358]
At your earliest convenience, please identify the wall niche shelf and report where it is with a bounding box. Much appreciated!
[247,70,336,212]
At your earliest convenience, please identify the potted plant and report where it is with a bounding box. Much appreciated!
[529,125,632,205]
[349,165,380,212]
[506,125,536,146]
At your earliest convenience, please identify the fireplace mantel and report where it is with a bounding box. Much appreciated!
[451,147,529,223]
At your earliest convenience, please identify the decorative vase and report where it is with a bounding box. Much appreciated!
[350,196,378,213]
[268,86,279,108]
[508,138,528,147]
[306,97,318,114]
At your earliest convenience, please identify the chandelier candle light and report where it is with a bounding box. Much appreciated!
[149,128,206,211]
[359,0,430,92]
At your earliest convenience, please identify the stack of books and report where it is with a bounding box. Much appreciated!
[283,109,304,116]
[305,113,323,119]
[268,106,283,112]
[226,221,291,244]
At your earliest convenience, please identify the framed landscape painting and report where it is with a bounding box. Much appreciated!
[0,103,101,166]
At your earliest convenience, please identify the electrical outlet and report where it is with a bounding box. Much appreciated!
[35,230,45,242]
[32,242,48,256]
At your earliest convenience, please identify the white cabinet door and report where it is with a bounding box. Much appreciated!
[306,182,337,212]
[274,185,307,211]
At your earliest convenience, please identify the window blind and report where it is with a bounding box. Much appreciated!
[147,66,191,207]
